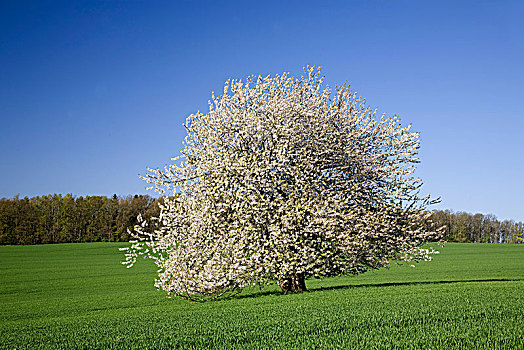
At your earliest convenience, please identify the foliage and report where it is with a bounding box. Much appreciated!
[0,194,160,245]
[1,243,523,349]
[123,67,444,300]
[429,209,524,243]
[1,194,522,246]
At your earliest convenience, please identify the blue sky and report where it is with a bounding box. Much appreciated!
[1,0,523,221]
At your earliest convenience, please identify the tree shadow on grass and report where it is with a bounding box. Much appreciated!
[313,278,522,291]
[233,278,523,300]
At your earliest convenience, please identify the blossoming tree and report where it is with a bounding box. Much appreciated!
[122,67,443,301]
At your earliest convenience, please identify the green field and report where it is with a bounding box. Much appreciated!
[1,243,523,349]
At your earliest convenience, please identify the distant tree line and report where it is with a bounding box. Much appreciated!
[0,194,161,245]
[429,210,523,244]
[0,194,522,245]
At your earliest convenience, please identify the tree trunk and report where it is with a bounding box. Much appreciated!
[278,273,307,293]
[295,273,307,292]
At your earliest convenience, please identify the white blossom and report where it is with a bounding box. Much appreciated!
[122,66,444,301]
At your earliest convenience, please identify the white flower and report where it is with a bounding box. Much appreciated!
[123,66,443,301]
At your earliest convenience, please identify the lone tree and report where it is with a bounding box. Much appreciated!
[122,67,443,301]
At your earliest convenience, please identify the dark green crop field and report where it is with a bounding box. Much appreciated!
[1,243,523,349]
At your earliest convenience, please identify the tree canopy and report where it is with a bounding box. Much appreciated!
[1,195,521,246]
[0,194,160,245]
[122,67,444,301]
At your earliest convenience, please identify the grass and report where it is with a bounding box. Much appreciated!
[0,242,523,349]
